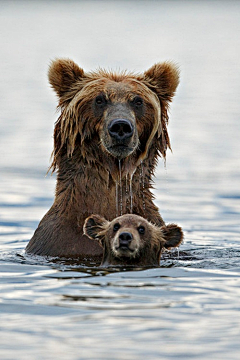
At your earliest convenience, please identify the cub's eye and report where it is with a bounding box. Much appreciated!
[138,226,145,234]
[113,223,120,232]
[95,95,106,106]
[133,96,143,107]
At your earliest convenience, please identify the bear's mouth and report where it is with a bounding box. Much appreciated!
[107,144,135,159]
[115,245,135,253]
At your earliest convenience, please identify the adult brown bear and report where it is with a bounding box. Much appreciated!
[26,58,179,260]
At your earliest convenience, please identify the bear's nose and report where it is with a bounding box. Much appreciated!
[108,119,133,141]
[119,232,133,247]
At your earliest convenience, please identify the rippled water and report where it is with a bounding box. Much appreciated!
[0,1,240,359]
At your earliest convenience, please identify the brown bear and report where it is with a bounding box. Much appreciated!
[83,214,183,267]
[25,58,180,260]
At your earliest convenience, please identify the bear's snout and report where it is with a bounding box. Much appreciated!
[113,229,140,258]
[108,119,134,141]
[118,231,133,248]
[101,102,139,159]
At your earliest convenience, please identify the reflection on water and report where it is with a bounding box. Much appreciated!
[1,254,240,359]
[1,167,240,360]
[0,1,240,359]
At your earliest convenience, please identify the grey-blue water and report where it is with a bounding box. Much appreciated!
[0,1,240,359]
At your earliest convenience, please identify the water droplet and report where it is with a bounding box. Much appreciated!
[119,160,123,216]
[129,172,133,213]
[140,160,146,212]
[115,180,118,217]
[125,174,129,212]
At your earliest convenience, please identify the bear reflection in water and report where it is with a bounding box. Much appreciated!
[84,214,183,267]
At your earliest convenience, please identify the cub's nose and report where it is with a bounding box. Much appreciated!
[108,119,133,141]
[119,232,133,248]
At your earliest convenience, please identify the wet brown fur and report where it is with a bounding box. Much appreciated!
[26,58,179,260]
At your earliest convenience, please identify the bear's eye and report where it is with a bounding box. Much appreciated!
[138,226,145,234]
[95,95,106,106]
[133,96,143,107]
[113,223,120,232]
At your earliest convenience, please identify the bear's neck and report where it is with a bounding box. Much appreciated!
[54,154,152,223]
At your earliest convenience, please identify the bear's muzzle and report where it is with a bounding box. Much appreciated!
[108,118,134,142]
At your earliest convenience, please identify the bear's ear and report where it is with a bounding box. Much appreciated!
[48,58,85,98]
[83,214,109,244]
[161,224,183,249]
[143,62,180,102]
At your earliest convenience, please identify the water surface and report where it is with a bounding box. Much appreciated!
[0,1,240,359]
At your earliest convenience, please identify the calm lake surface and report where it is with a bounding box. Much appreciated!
[0,1,240,359]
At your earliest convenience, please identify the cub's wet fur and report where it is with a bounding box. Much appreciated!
[83,214,183,267]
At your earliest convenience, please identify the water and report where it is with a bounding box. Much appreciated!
[140,160,146,212]
[118,159,123,216]
[115,177,119,217]
[129,170,135,214]
[0,1,240,359]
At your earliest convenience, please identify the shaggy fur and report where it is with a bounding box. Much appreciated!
[26,58,180,260]
[84,214,183,267]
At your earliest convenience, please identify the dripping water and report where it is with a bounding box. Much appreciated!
[140,160,146,212]
[125,174,129,212]
[115,180,118,217]
[129,172,133,213]
[119,160,123,216]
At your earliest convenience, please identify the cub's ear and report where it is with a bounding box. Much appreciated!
[48,58,85,98]
[83,214,109,245]
[161,224,183,249]
[144,62,180,102]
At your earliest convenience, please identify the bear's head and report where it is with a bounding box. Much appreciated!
[48,59,179,177]
[83,214,183,267]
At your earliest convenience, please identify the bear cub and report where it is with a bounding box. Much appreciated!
[83,214,183,267]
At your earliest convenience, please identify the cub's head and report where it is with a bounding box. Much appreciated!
[83,214,183,267]
[48,58,179,175]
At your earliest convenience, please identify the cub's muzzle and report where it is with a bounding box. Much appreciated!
[118,231,133,249]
